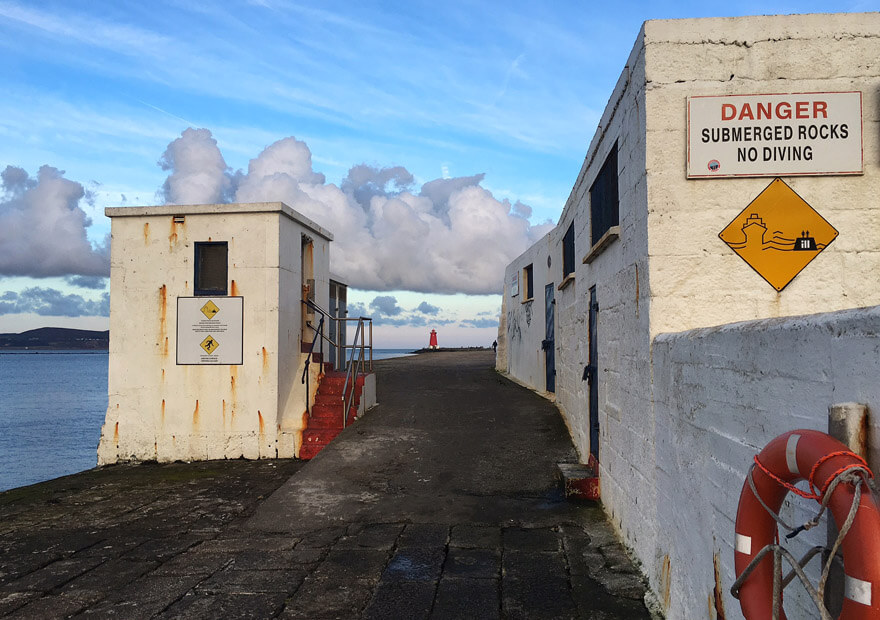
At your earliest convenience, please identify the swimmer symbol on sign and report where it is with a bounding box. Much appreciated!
[718,178,838,292]
[200,300,220,319]
[200,335,219,354]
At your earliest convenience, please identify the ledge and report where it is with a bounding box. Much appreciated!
[558,274,575,291]
[582,226,620,264]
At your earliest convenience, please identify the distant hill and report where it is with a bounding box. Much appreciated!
[0,327,109,350]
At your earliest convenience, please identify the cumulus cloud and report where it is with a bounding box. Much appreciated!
[0,165,110,278]
[66,275,107,289]
[416,301,440,315]
[0,287,109,317]
[157,128,553,295]
[370,295,403,317]
[159,128,234,204]
[349,295,456,327]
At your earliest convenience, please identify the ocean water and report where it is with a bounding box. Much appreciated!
[0,351,108,493]
[0,348,414,492]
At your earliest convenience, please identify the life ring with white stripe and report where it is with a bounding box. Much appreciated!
[734,429,880,619]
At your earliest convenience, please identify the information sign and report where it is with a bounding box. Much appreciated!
[688,92,862,178]
[177,297,243,365]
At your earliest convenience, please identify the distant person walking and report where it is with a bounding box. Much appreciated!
[492,340,497,355]
[429,329,438,350]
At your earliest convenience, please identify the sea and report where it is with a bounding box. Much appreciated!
[0,348,415,493]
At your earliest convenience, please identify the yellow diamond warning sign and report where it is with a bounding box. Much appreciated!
[719,178,838,291]
[200,300,220,319]
[200,335,220,354]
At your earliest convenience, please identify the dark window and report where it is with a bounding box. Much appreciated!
[524,264,534,300]
[562,222,575,279]
[194,242,228,296]
[590,142,619,247]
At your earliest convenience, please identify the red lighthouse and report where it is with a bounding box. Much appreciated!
[429,329,438,350]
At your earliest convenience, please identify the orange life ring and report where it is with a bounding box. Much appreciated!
[734,429,880,619]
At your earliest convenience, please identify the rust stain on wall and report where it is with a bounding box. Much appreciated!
[660,554,672,611]
[113,421,119,443]
[258,410,265,437]
[230,280,239,296]
[158,285,167,354]
[168,217,182,249]
[161,399,166,424]
[222,399,227,425]
[262,347,269,374]
[712,552,727,620]
[143,222,150,245]
[193,400,200,426]
[163,336,169,357]
[229,367,237,418]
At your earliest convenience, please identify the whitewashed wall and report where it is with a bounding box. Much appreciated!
[653,306,880,619]
[499,11,880,619]
[98,203,331,464]
[503,232,555,391]
[645,14,880,336]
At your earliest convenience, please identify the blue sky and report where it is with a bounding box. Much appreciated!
[0,0,874,347]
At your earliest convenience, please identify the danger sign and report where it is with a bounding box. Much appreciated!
[687,92,862,178]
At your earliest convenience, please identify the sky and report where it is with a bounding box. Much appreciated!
[0,0,875,348]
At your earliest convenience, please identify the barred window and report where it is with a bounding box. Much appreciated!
[194,242,228,296]
[562,222,575,279]
[523,264,534,301]
[590,143,619,247]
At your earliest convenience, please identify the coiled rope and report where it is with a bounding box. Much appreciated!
[731,450,875,619]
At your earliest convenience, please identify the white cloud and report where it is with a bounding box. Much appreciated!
[0,165,109,278]
[157,128,551,295]
[159,128,233,205]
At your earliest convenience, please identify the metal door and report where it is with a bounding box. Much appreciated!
[587,286,599,461]
[543,283,556,393]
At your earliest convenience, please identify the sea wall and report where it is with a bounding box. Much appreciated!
[653,306,880,619]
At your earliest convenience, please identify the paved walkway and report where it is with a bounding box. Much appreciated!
[0,351,651,619]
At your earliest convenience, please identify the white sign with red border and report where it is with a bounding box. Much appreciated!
[687,92,862,178]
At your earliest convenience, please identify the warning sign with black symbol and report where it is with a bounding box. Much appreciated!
[177,297,244,365]
[719,178,838,292]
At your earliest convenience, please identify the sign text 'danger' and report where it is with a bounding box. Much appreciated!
[687,92,862,178]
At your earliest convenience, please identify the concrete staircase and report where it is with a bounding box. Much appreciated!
[300,368,365,459]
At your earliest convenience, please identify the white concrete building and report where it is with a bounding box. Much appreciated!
[98,202,358,464]
[499,13,880,618]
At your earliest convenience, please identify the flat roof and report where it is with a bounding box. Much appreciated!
[104,202,333,241]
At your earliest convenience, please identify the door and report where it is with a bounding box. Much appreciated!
[543,283,556,393]
[587,286,599,462]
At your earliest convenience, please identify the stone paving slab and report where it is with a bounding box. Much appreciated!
[0,352,653,618]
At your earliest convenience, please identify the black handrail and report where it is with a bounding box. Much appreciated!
[301,314,324,416]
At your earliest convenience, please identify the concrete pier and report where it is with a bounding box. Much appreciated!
[0,351,650,618]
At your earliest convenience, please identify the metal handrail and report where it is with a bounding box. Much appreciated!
[301,314,324,416]
[341,318,366,428]
[336,317,374,372]
[300,298,374,423]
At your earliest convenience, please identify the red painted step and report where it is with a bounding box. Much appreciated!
[300,369,365,460]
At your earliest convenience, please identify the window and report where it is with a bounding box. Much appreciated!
[194,242,228,296]
[523,264,534,301]
[562,222,575,279]
[590,142,619,247]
